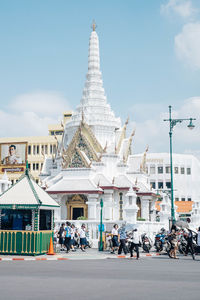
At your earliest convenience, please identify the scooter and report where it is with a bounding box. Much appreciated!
[141,233,152,253]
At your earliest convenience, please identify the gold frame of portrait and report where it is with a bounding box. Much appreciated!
[0,142,28,173]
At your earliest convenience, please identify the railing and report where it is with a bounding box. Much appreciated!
[0,230,53,255]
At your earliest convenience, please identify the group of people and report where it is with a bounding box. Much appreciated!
[55,222,88,253]
[167,224,199,259]
[111,224,141,259]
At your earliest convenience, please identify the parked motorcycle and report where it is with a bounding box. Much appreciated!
[141,233,152,253]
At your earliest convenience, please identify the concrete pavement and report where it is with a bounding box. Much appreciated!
[0,256,199,300]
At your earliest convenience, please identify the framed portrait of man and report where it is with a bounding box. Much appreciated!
[0,142,27,170]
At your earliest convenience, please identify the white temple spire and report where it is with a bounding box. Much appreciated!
[64,25,121,148]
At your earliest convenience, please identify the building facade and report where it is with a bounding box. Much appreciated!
[0,112,72,184]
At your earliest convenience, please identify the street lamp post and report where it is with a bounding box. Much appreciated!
[164,105,196,225]
[99,198,103,251]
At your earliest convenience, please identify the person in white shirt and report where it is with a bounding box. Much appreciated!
[79,224,87,252]
[128,228,140,259]
[111,224,119,254]
[70,224,77,252]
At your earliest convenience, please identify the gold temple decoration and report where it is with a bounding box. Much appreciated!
[140,145,149,173]
[92,20,97,31]
[123,129,135,163]
[115,117,129,154]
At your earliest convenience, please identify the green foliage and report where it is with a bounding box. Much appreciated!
[137,217,146,221]
[77,216,88,220]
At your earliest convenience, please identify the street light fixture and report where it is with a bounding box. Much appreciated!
[163,105,196,225]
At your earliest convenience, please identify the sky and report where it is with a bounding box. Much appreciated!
[0,0,200,157]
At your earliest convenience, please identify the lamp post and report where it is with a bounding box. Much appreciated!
[99,198,103,251]
[164,105,196,224]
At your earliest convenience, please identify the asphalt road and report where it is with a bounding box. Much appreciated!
[0,256,199,300]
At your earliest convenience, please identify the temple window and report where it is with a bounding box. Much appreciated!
[181,167,185,174]
[150,165,155,174]
[187,168,191,175]
[188,197,192,201]
[158,166,163,174]
[174,167,179,174]
[165,166,170,173]
[166,182,171,189]
[158,182,163,189]
[181,198,185,201]
[150,181,156,189]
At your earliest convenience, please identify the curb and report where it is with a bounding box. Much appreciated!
[0,253,161,261]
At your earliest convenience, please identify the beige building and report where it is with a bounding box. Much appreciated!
[0,111,72,184]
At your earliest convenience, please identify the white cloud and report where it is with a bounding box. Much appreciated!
[161,0,196,18]
[9,91,68,116]
[130,98,200,159]
[0,91,70,137]
[175,22,200,69]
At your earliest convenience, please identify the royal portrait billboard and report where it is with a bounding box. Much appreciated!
[0,142,27,173]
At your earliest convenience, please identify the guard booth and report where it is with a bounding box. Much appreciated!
[0,167,59,255]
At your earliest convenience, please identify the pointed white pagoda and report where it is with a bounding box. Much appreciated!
[64,22,121,149]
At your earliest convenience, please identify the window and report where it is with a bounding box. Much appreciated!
[45,145,48,154]
[175,198,179,202]
[33,163,35,171]
[33,145,36,155]
[53,145,56,154]
[165,166,170,173]
[36,163,39,170]
[174,167,179,174]
[1,209,32,230]
[11,180,14,185]
[28,163,30,170]
[187,168,191,175]
[181,167,185,174]
[36,145,39,154]
[41,145,44,154]
[150,181,156,189]
[166,182,171,189]
[36,179,39,184]
[150,165,155,174]
[181,198,185,201]
[158,182,163,189]
[50,145,53,154]
[158,166,163,174]
[28,145,31,155]
[39,210,51,230]
[41,163,43,169]
[188,198,192,201]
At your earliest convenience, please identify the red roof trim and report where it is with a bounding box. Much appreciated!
[47,190,103,195]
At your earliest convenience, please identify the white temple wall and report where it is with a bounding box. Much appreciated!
[141,197,150,221]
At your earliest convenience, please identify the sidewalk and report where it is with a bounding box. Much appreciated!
[0,249,161,261]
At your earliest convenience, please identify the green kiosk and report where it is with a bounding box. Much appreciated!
[0,166,59,255]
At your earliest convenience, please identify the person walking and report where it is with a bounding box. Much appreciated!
[129,229,140,259]
[168,225,179,259]
[110,224,119,254]
[185,218,196,260]
[58,223,65,251]
[70,224,77,252]
[64,221,72,253]
[118,224,127,255]
[79,224,87,252]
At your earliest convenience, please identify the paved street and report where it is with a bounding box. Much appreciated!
[0,256,199,300]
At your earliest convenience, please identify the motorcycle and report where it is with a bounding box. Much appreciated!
[141,233,152,253]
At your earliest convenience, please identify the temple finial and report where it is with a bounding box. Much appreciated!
[91,20,97,31]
